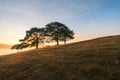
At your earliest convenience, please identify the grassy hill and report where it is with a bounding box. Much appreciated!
[0,35,120,80]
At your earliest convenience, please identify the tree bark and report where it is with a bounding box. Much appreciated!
[36,37,39,49]
[64,37,66,45]
[36,44,38,49]
[64,40,66,45]
[56,39,59,45]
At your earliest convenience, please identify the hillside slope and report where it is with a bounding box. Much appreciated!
[0,35,120,80]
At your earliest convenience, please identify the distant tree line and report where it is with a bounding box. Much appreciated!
[11,22,74,50]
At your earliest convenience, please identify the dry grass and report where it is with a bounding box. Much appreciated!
[0,35,120,80]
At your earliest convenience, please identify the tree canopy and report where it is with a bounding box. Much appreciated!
[45,22,74,45]
[11,22,74,50]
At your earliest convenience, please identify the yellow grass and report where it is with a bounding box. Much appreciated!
[0,35,120,80]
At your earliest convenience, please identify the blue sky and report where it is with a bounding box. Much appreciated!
[0,0,120,44]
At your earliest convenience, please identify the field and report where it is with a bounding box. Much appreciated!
[0,35,120,80]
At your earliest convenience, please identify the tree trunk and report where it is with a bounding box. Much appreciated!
[56,36,59,45]
[36,37,39,49]
[64,40,66,45]
[64,37,66,45]
[57,39,59,45]
[36,44,38,49]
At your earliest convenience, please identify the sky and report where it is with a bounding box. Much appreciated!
[0,0,120,45]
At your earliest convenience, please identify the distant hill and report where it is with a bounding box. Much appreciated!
[0,44,10,49]
[0,35,120,80]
